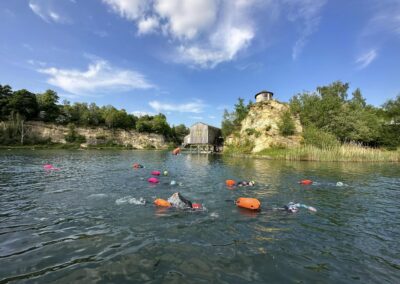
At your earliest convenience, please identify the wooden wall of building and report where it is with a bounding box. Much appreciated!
[184,123,221,145]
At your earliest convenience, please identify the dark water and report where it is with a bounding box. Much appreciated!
[0,150,399,283]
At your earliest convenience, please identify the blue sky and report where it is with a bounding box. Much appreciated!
[1,0,399,127]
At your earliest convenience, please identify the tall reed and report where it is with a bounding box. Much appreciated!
[256,143,400,162]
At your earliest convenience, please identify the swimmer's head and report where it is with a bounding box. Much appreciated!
[285,202,299,213]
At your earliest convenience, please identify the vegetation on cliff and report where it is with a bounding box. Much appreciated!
[0,84,188,146]
[221,81,400,160]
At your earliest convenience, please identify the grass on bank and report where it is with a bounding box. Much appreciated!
[257,144,400,162]
[224,142,400,162]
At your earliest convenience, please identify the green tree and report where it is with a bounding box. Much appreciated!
[0,84,13,119]
[102,106,119,129]
[151,113,171,136]
[8,89,38,120]
[136,117,152,133]
[220,98,252,138]
[278,110,296,136]
[64,123,86,143]
[233,97,249,126]
[171,124,189,144]
[350,88,366,108]
[317,81,349,101]
[383,95,400,124]
[221,109,235,138]
[290,82,383,145]
[36,89,60,121]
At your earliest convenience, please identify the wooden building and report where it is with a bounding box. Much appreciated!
[183,122,222,153]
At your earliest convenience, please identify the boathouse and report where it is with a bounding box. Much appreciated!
[255,90,274,103]
[183,122,222,153]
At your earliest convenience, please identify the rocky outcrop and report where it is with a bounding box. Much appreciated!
[26,122,168,149]
[225,100,303,153]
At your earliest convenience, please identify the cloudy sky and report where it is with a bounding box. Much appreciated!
[1,0,399,126]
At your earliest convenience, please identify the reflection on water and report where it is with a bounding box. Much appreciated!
[0,150,399,283]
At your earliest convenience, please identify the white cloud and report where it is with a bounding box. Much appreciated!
[131,111,156,117]
[356,49,377,69]
[103,0,262,68]
[38,59,154,95]
[102,0,145,21]
[29,0,70,24]
[189,116,204,120]
[363,0,400,37]
[49,11,60,22]
[138,17,159,35]
[29,2,49,23]
[149,100,205,113]
[178,26,254,68]
[355,1,399,71]
[27,59,47,67]
[285,0,327,60]
[154,0,218,40]
[102,0,328,66]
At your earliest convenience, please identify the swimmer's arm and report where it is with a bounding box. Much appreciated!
[298,203,317,212]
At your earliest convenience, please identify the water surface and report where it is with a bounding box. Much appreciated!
[0,150,399,283]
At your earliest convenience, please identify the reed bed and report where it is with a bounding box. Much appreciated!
[256,144,400,162]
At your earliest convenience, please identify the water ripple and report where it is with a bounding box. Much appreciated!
[0,150,399,283]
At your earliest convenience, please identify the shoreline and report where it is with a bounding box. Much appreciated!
[222,143,400,163]
[223,153,400,163]
[0,144,170,151]
[2,144,399,163]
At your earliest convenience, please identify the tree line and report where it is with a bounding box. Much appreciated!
[0,84,188,145]
[221,81,400,149]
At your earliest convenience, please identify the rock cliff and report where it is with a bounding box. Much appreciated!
[225,100,303,153]
[26,121,168,149]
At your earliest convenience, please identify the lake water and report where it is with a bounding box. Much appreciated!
[0,150,399,283]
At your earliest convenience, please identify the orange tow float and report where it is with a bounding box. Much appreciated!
[226,179,236,187]
[299,179,313,185]
[154,199,171,207]
[236,197,261,211]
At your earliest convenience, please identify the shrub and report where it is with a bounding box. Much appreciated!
[144,143,156,150]
[278,110,296,136]
[245,128,260,137]
[223,139,255,155]
[303,126,340,149]
[65,123,86,143]
[95,134,107,140]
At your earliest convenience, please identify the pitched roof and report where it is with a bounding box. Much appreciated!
[190,122,221,130]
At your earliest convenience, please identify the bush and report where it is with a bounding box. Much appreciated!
[144,143,156,150]
[65,123,86,143]
[278,110,296,136]
[223,139,255,155]
[303,126,340,149]
[95,134,107,140]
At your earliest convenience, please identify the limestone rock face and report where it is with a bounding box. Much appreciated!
[26,121,168,149]
[225,100,303,153]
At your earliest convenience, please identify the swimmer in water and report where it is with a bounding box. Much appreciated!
[132,163,144,169]
[237,181,255,187]
[278,202,317,213]
[167,192,193,209]
[154,192,202,210]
